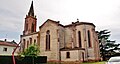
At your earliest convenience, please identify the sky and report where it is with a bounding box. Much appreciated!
[0,0,120,43]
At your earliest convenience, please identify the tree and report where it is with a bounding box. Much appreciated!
[96,29,120,61]
[20,44,40,64]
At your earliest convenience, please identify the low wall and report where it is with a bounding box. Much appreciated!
[0,56,47,64]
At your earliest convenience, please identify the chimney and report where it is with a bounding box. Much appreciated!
[4,39,7,41]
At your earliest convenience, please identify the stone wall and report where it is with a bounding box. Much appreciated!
[58,26,65,49]
[61,50,85,62]
[20,33,38,51]
[75,24,100,61]
[21,19,100,62]
[64,27,73,48]
[39,20,60,61]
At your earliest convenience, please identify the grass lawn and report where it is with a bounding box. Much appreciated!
[82,61,106,64]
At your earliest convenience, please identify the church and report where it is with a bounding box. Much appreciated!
[20,1,100,62]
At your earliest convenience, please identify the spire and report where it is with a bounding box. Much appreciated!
[28,1,34,16]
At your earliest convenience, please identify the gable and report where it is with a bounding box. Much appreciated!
[39,19,59,31]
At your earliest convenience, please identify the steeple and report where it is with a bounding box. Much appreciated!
[23,1,37,35]
[28,1,34,16]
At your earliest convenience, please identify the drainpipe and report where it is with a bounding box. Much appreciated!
[12,41,21,64]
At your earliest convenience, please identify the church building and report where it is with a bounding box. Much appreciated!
[20,1,100,62]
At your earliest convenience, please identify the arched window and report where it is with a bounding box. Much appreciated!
[46,30,50,50]
[27,40,29,48]
[30,38,32,45]
[34,39,36,44]
[87,30,91,47]
[23,39,25,51]
[32,23,34,32]
[78,31,82,47]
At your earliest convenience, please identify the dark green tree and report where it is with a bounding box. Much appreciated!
[20,44,40,64]
[22,44,40,56]
[96,29,120,61]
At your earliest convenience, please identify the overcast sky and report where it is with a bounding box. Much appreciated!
[0,0,120,43]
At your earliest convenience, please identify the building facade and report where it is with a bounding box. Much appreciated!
[20,1,100,62]
[0,39,18,55]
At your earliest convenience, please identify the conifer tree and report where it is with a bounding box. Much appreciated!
[96,29,120,61]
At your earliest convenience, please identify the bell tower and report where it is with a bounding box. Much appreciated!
[23,1,37,35]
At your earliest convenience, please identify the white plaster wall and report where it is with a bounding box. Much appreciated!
[61,50,79,61]
[0,45,18,55]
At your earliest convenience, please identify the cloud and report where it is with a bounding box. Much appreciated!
[0,0,120,43]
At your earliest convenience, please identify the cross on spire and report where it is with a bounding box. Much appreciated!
[77,18,79,22]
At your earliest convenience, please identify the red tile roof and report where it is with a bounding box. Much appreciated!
[0,41,17,47]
